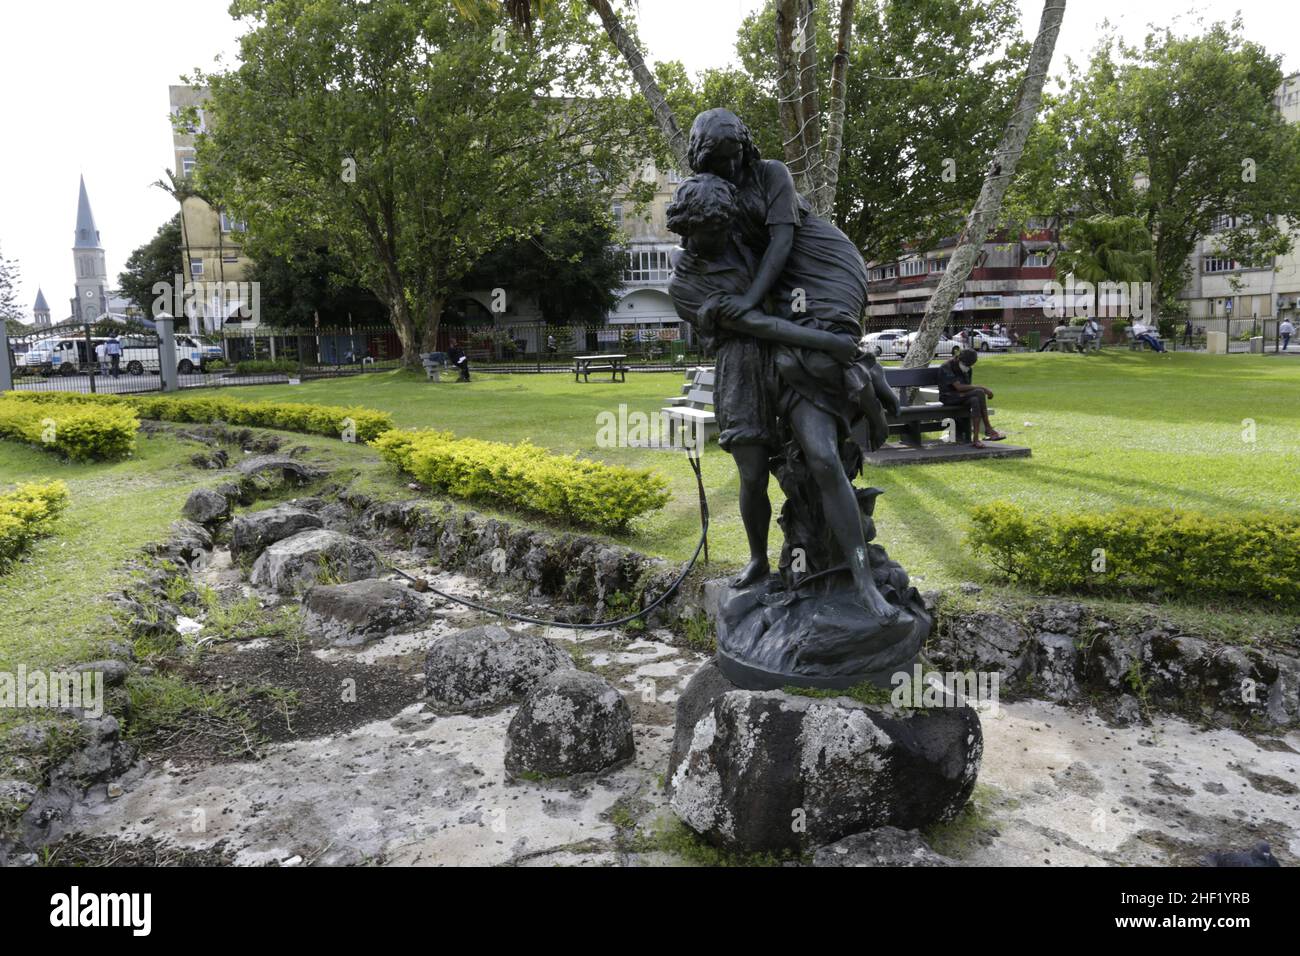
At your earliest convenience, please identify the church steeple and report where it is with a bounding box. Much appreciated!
[75,175,101,249]
[33,288,51,327]
[72,176,108,322]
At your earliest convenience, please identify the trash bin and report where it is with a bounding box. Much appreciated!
[1026,331,1041,351]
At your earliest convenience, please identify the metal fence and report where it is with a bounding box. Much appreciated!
[6,314,1293,398]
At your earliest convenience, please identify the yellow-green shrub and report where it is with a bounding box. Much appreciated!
[0,481,70,566]
[0,392,392,442]
[373,429,670,533]
[0,396,138,460]
[968,501,1300,605]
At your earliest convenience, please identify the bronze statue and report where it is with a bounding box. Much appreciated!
[667,109,930,690]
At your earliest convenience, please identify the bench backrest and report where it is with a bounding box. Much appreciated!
[883,366,941,388]
[682,387,714,409]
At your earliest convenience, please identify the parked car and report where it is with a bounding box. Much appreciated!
[970,329,1013,351]
[15,337,103,376]
[893,330,962,358]
[861,328,909,356]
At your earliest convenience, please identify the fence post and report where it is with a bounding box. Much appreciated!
[0,330,13,393]
[157,312,179,392]
[84,324,98,393]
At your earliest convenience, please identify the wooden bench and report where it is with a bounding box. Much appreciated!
[661,367,717,443]
[883,366,996,446]
[1046,326,1100,352]
[574,353,628,383]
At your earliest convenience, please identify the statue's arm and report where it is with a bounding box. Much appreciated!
[718,307,848,355]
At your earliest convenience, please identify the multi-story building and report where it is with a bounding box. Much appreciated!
[864,219,1062,333]
[168,85,257,333]
[1178,73,1300,331]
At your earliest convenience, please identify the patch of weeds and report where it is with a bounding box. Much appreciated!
[633,814,804,867]
[1125,658,1154,723]
[604,591,646,632]
[252,686,301,735]
[124,674,262,759]
[921,783,1008,860]
[0,715,85,830]
[783,681,897,707]
[680,613,716,653]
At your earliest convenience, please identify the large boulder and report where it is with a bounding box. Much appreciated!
[670,686,982,854]
[424,625,572,714]
[304,578,429,646]
[504,669,635,778]
[249,529,381,594]
[235,455,326,485]
[229,504,324,562]
[812,827,955,867]
[181,489,231,526]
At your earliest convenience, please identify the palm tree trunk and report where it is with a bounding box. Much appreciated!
[901,0,1066,369]
[815,0,856,217]
[588,0,690,173]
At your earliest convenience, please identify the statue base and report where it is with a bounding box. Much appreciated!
[713,551,930,691]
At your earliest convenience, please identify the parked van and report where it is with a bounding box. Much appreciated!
[119,334,224,375]
[15,337,105,376]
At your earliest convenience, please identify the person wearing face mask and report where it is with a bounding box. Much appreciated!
[939,349,1005,448]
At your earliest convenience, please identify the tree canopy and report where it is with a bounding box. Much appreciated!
[117,215,184,319]
[194,0,655,365]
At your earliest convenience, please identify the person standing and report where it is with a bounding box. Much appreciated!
[105,334,123,377]
[447,339,470,382]
[1182,318,1193,348]
[94,339,107,375]
[1280,318,1295,351]
[939,349,1005,448]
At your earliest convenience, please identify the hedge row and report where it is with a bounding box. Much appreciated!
[0,481,70,567]
[0,391,393,442]
[0,395,138,460]
[967,501,1300,605]
[373,429,670,533]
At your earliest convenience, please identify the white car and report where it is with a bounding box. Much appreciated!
[893,331,962,359]
[119,333,223,375]
[861,328,910,356]
[969,329,1013,351]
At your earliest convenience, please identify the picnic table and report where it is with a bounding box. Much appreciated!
[573,353,628,383]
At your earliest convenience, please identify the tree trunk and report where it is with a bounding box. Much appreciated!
[389,294,421,369]
[794,1,825,196]
[901,0,1066,369]
[419,296,444,356]
[775,0,818,197]
[588,0,691,173]
[815,0,856,218]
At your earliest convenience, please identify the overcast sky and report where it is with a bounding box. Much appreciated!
[2,0,1296,321]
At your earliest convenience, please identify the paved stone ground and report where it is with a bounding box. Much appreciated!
[60,550,1300,866]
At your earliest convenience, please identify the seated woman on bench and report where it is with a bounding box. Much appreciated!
[938,349,1005,448]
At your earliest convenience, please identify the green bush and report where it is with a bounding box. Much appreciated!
[0,481,70,566]
[373,429,670,533]
[234,359,298,376]
[0,396,138,460]
[0,392,392,443]
[967,501,1300,605]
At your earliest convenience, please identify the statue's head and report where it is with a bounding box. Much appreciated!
[687,108,760,184]
[666,173,738,258]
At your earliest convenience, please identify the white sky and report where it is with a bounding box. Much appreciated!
[2,0,1296,321]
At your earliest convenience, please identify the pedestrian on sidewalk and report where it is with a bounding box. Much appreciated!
[1281,318,1295,351]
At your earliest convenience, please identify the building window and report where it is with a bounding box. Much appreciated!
[929,257,950,273]
[219,212,246,233]
[624,247,672,283]
[667,168,682,184]
[182,157,197,176]
[191,259,204,277]
[1203,256,1237,274]
[612,202,623,226]
[899,258,925,277]
[868,264,898,281]
[222,253,239,264]
[1210,214,1237,233]
[1024,252,1051,267]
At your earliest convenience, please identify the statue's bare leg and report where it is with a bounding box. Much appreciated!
[788,401,898,621]
[731,444,771,588]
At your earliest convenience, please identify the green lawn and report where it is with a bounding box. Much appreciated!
[236,351,1300,587]
[2,350,1296,671]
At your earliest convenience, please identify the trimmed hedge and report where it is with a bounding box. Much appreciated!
[0,481,70,566]
[0,391,393,443]
[0,396,138,460]
[234,359,298,375]
[968,501,1300,605]
[373,429,670,533]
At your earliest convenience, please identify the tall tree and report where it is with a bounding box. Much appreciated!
[902,0,1065,368]
[736,0,1028,263]
[118,215,184,318]
[0,245,23,332]
[1016,18,1300,319]
[195,0,653,366]
[247,244,386,329]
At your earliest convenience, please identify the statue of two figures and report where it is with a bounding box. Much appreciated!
[666,108,930,690]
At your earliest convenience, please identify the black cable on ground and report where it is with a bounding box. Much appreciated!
[383,448,710,630]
